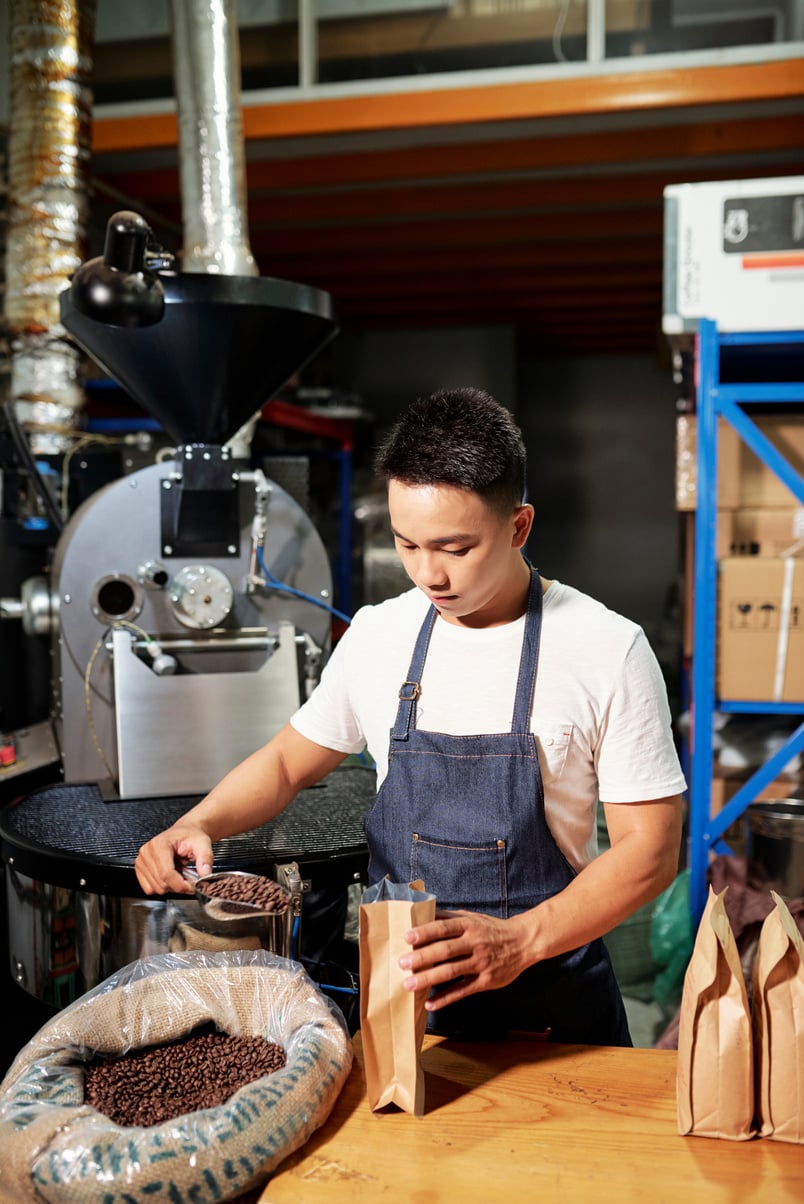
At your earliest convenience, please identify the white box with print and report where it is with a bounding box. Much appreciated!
[663,175,804,335]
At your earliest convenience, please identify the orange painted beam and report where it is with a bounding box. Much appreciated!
[95,111,803,198]
[245,114,804,190]
[91,58,804,154]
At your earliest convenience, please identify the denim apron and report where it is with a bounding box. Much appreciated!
[364,567,632,1046]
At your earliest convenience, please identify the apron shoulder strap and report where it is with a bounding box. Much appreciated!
[391,604,438,741]
[511,566,543,733]
[392,564,542,740]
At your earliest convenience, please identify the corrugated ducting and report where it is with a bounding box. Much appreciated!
[5,0,96,454]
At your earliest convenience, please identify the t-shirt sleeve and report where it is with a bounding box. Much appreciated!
[289,622,368,756]
[595,629,688,803]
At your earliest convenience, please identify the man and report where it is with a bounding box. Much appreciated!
[135,387,686,1045]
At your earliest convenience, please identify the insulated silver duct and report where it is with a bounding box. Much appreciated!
[5,0,95,454]
[169,0,260,458]
[169,0,257,278]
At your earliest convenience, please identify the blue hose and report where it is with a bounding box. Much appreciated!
[256,546,351,625]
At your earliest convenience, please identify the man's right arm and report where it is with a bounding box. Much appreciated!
[134,723,346,895]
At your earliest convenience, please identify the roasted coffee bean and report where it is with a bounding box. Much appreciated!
[84,1026,287,1127]
[202,873,290,913]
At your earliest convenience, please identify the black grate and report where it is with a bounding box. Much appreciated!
[0,768,375,896]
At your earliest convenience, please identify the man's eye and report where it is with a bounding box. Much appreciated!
[447,548,470,557]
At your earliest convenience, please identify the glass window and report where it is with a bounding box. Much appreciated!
[89,0,804,105]
[314,1,590,85]
[606,0,802,60]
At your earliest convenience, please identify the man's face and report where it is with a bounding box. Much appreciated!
[387,479,532,627]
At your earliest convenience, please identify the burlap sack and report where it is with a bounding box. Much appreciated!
[0,950,353,1202]
[753,890,804,1144]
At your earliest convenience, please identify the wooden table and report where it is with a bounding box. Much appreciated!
[255,1033,803,1203]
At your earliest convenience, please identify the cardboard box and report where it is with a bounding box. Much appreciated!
[663,175,804,335]
[677,414,804,511]
[709,773,802,857]
[676,414,741,510]
[682,511,694,657]
[717,556,804,701]
[711,773,800,817]
[737,416,804,508]
[682,511,735,656]
[730,506,804,557]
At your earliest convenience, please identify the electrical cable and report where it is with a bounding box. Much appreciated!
[83,619,155,787]
[3,403,65,533]
[256,545,352,626]
[553,0,572,63]
[59,431,140,520]
[83,627,118,785]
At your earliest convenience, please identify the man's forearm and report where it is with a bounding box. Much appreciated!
[517,797,682,965]
[172,724,346,842]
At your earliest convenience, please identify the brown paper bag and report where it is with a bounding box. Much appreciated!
[358,878,436,1116]
[676,885,755,1140]
[753,890,804,1144]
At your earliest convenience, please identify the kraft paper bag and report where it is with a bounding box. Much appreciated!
[753,890,804,1144]
[676,885,755,1140]
[359,878,436,1116]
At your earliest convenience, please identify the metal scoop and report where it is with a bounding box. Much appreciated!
[183,867,291,919]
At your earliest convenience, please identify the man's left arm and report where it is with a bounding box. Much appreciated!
[400,795,683,1009]
[529,794,683,958]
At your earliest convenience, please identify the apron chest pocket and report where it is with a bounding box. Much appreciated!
[410,832,508,918]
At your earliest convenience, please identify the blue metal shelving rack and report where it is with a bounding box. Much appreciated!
[689,319,804,922]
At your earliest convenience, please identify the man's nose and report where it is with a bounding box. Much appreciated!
[420,552,448,587]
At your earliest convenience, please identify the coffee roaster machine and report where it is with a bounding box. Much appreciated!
[0,214,372,1039]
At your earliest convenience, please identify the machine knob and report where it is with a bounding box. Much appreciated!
[0,577,53,636]
[168,564,234,630]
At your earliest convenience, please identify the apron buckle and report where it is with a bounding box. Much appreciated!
[398,681,421,702]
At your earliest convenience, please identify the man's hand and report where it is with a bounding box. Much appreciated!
[398,910,532,1011]
[133,726,346,898]
[134,824,214,896]
[397,796,683,1010]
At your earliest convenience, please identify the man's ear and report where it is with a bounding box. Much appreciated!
[512,504,534,549]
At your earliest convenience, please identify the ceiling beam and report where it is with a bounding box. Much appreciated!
[91,58,804,153]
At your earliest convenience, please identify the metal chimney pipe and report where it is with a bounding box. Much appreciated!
[5,0,96,455]
[169,0,260,458]
[169,0,257,279]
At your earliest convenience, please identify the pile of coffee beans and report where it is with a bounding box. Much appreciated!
[84,1024,287,1127]
[201,873,290,913]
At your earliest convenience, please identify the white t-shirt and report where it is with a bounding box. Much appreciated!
[290,580,687,871]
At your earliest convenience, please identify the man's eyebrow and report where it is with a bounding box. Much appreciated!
[390,527,476,545]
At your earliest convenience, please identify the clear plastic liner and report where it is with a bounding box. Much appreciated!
[0,950,353,1202]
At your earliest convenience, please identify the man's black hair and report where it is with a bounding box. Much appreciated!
[374,386,527,511]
